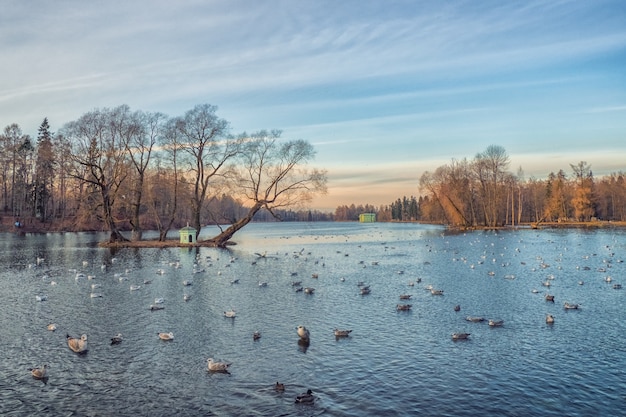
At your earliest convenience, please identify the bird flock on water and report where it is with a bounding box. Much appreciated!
[25,231,624,408]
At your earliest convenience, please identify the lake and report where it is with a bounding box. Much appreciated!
[1,222,625,416]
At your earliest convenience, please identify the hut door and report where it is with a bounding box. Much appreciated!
[189,235,193,243]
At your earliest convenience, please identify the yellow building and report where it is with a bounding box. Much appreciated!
[359,213,376,223]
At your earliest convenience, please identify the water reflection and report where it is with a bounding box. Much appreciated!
[0,224,625,416]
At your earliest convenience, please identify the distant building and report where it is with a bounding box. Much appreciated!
[359,213,376,223]
[179,225,197,244]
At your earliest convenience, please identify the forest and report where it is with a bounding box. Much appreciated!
[333,145,626,228]
[0,104,327,245]
[2,109,625,239]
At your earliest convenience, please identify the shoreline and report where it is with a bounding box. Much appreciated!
[6,220,626,249]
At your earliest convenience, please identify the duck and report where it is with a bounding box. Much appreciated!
[110,333,123,344]
[274,381,285,391]
[154,297,165,304]
[396,304,412,311]
[334,328,352,337]
[224,309,236,318]
[452,332,471,340]
[545,294,555,302]
[67,334,88,353]
[466,316,485,322]
[399,294,412,300]
[29,364,48,379]
[564,302,579,310]
[430,289,444,295]
[158,332,174,340]
[304,287,315,294]
[454,304,461,312]
[183,294,192,301]
[488,319,504,327]
[150,304,165,311]
[207,358,231,372]
[47,323,57,331]
[295,389,315,404]
[546,314,555,324]
[296,325,310,341]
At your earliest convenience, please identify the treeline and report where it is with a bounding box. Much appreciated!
[1,104,327,244]
[346,145,626,227]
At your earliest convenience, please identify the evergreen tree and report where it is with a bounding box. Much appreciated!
[34,118,55,221]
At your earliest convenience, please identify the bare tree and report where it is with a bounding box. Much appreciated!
[124,110,165,240]
[206,130,327,247]
[175,104,241,239]
[473,145,510,227]
[62,107,131,242]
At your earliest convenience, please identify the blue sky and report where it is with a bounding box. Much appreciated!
[2,0,625,210]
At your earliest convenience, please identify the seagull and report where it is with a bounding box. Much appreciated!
[183,294,192,301]
[67,334,88,353]
[295,389,315,404]
[296,325,310,341]
[158,332,174,340]
[47,323,57,331]
[224,309,236,318]
[110,333,123,344]
[207,358,231,372]
[29,364,48,379]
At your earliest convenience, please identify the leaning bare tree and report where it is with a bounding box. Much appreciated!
[62,106,131,243]
[206,130,327,247]
[175,104,243,240]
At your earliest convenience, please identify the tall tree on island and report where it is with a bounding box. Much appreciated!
[62,106,132,243]
[205,130,327,247]
[174,104,243,240]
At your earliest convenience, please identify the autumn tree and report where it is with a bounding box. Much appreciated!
[570,161,595,221]
[206,130,327,247]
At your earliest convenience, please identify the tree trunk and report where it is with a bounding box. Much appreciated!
[204,201,264,247]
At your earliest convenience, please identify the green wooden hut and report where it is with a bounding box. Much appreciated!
[359,213,376,223]
[179,225,197,244]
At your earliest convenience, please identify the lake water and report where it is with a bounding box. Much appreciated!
[1,222,625,416]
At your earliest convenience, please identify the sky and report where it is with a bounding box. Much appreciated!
[1,0,625,211]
